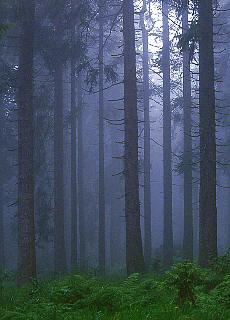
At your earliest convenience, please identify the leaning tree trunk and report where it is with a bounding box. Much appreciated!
[54,0,67,273]
[182,4,193,261]
[17,0,36,285]
[123,0,145,275]
[70,6,77,271]
[198,0,217,267]
[162,0,173,269]
[98,0,105,275]
[140,0,152,267]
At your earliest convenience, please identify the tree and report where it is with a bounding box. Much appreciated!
[198,0,217,267]
[17,0,36,284]
[140,0,152,267]
[77,73,85,272]
[0,113,4,270]
[162,0,173,268]
[70,1,78,271]
[54,0,67,273]
[182,2,193,261]
[98,0,105,275]
[123,0,145,275]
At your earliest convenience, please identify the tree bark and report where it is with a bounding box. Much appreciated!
[193,182,199,260]
[162,0,173,268]
[77,74,85,272]
[54,0,67,273]
[140,0,152,267]
[110,125,125,269]
[17,0,36,285]
[123,0,145,275]
[182,5,193,261]
[70,6,77,271]
[98,0,105,275]
[198,0,217,267]
[0,190,4,270]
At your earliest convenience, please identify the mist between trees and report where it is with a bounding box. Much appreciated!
[0,0,229,285]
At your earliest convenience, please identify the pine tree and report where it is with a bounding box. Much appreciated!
[162,0,173,268]
[198,0,217,267]
[123,0,145,275]
[17,0,36,284]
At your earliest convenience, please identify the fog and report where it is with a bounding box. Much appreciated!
[0,0,229,282]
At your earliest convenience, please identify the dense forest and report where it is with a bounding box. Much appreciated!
[1,0,230,319]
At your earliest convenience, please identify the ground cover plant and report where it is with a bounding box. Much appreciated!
[1,259,230,319]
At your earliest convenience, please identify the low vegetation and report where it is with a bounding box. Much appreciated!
[1,257,230,319]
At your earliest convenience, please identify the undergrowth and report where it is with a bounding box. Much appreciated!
[1,256,230,319]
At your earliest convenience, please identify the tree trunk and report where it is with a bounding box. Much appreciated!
[162,0,173,268]
[198,0,217,267]
[110,125,125,269]
[123,0,145,275]
[193,182,199,260]
[98,0,105,275]
[140,0,152,267]
[0,112,4,270]
[182,5,193,261]
[54,0,67,273]
[0,190,4,270]
[17,0,36,285]
[77,74,85,272]
[70,7,77,271]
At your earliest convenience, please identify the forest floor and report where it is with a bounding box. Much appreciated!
[0,259,230,319]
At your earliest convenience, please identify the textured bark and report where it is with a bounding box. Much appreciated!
[140,0,152,266]
[123,0,145,275]
[17,0,36,285]
[182,6,193,261]
[54,0,67,273]
[198,0,217,267]
[0,113,4,270]
[70,9,77,271]
[0,191,4,270]
[162,0,173,268]
[98,0,105,275]
[77,74,85,271]
[193,182,199,259]
[110,126,125,268]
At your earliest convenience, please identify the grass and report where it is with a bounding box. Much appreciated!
[1,260,230,319]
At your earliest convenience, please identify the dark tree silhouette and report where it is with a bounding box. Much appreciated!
[162,0,173,269]
[182,3,193,261]
[123,0,145,275]
[54,0,67,273]
[198,0,217,267]
[17,0,36,284]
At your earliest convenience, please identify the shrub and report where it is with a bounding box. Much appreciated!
[162,262,203,306]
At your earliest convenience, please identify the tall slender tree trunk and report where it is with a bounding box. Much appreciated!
[140,0,152,266]
[123,0,145,275]
[110,125,124,268]
[70,7,77,271]
[17,0,36,285]
[0,191,4,270]
[182,5,193,261]
[162,0,173,268]
[98,0,105,275]
[193,182,199,260]
[0,114,4,270]
[77,74,85,271]
[54,0,67,273]
[198,0,217,267]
